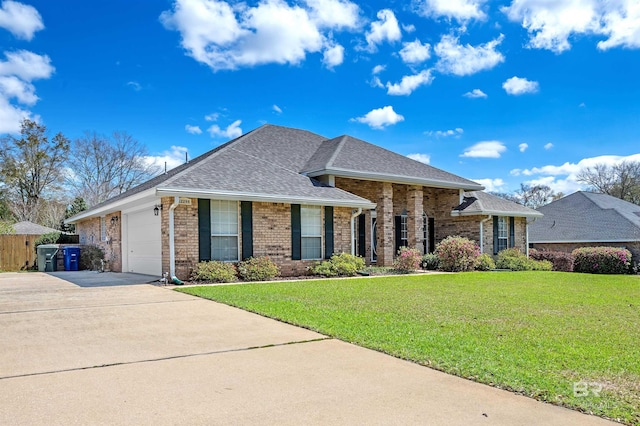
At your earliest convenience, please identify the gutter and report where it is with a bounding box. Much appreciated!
[350,208,363,256]
[479,215,492,254]
[169,197,180,278]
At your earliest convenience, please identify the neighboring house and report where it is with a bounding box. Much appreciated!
[11,221,60,235]
[529,191,640,263]
[66,125,540,278]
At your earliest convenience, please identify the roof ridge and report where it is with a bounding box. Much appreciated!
[325,135,349,169]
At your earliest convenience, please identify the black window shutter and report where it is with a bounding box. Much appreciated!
[291,204,301,260]
[493,216,499,255]
[509,216,515,248]
[394,215,402,255]
[324,206,334,259]
[241,201,253,260]
[428,218,435,253]
[358,214,366,257]
[198,199,211,261]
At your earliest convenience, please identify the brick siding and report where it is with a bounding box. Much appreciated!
[75,212,122,271]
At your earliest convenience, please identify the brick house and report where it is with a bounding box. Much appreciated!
[66,125,541,278]
[530,191,640,263]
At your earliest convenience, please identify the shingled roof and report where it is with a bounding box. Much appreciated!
[529,191,640,243]
[303,135,483,190]
[10,221,60,235]
[451,191,543,218]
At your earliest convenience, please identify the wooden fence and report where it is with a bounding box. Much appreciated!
[0,235,40,271]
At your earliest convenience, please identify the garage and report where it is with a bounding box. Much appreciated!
[125,208,162,276]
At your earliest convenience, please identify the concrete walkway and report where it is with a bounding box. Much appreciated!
[0,272,614,425]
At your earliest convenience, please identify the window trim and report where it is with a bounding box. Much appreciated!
[301,204,323,260]
[210,199,240,262]
[497,216,508,252]
[100,217,106,241]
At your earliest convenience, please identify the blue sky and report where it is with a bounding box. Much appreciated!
[1,0,640,195]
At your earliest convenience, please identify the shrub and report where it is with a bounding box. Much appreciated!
[79,245,105,271]
[34,232,61,249]
[237,256,280,281]
[190,261,237,282]
[496,248,552,271]
[393,247,422,273]
[310,253,365,277]
[421,253,440,270]
[529,249,574,272]
[475,253,496,271]
[572,247,632,274]
[434,236,480,272]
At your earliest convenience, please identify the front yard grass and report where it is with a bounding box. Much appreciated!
[177,272,639,424]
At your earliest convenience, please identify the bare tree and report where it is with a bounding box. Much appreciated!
[577,161,640,204]
[490,184,558,209]
[0,119,70,222]
[67,131,159,206]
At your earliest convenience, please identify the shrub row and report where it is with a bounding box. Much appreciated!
[190,256,280,283]
[310,253,365,277]
[572,247,632,274]
[529,249,574,272]
[495,248,552,271]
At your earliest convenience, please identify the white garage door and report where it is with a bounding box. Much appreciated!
[126,209,162,276]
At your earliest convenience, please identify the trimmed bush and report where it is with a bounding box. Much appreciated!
[496,248,552,271]
[572,247,632,274]
[191,261,237,282]
[34,232,61,249]
[435,236,480,272]
[237,256,280,281]
[529,249,574,272]
[421,253,440,271]
[393,247,422,273]
[475,253,496,271]
[311,253,365,277]
[79,245,105,271]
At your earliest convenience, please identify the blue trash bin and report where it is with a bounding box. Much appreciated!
[63,247,81,271]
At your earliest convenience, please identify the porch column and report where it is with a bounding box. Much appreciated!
[377,182,394,266]
[407,185,424,255]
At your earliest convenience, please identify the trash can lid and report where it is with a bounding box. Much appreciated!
[38,244,60,248]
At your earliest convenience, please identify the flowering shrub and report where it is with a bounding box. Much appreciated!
[474,253,496,271]
[393,247,422,272]
[529,249,574,272]
[434,236,480,272]
[237,256,280,281]
[190,261,237,283]
[311,253,365,277]
[495,248,552,271]
[572,247,632,274]
[421,253,440,270]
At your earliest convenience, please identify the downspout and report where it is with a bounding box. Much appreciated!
[479,215,492,254]
[169,197,180,278]
[350,208,363,256]
[526,217,538,257]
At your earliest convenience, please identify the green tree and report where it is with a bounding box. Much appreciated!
[60,196,88,232]
[0,119,70,222]
[0,221,15,234]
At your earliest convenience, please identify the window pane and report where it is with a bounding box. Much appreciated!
[301,205,321,237]
[211,236,238,262]
[211,200,238,236]
[302,237,322,260]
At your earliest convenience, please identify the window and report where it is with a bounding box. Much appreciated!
[211,200,239,261]
[422,213,428,254]
[301,205,322,260]
[100,217,106,241]
[497,216,508,252]
[400,214,408,245]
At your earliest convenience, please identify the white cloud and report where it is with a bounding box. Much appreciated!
[434,34,504,76]
[544,142,554,150]
[463,88,487,98]
[208,119,243,138]
[204,112,219,121]
[185,124,202,134]
[385,69,434,96]
[403,23,416,33]
[365,9,401,51]
[272,104,282,113]
[0,95,30,133]
[502,0,640,53]
[0,75,37,104]
[126,81,142,91]
[502,76,539,95]
[473,178,505,192]
[416,0,486,22]
[145,145,190,172]
[461,140,506,158]
[0,0,44,40]
[425,128,464,138]
[322,42,344,68]
[351,105,404,129]
[160,0,361,71]
[372,64,385,74]
[0,50,54,81]
[407,153,431,164]
[399,38,431,64]
[519,143,528,152]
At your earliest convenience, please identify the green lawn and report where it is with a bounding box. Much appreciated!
[177,272,640,424]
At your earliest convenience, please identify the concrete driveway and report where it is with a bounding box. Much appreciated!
[0,272,614,425]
